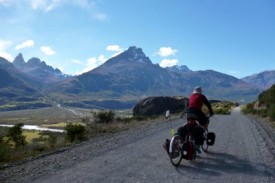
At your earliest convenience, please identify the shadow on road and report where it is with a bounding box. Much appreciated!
[175,151,274,178]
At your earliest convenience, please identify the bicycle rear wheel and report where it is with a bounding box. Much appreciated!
[169,135,183,167]
[202,130,208,152]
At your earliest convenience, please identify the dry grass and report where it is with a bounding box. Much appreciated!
[23,131,41,143]
[0,107,80,125]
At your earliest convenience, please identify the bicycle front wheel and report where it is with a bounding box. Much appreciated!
[169,135,183,167]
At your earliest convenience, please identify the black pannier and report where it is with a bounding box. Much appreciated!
[207,132,216,146]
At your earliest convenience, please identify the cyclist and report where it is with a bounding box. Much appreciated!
[177,86,214,152]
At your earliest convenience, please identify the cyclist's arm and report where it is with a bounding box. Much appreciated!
[203,96,214,116]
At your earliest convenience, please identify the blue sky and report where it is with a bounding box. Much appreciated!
[0,0,274,78]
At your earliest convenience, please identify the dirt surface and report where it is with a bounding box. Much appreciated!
[1,107,275,183]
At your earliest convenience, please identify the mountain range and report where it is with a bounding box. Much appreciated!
[0,46,274,111]
[241,70,275,90]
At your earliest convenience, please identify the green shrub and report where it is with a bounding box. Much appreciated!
[241,103,257,115]
[210,101,234,115]
[94,110,115,124]
[38,131,58,148]
[6,123,26,148]
[47,133,57,148]
[256,109,268,118]
[65,124,86,142]
[30,140,46,152]
[243,85,275,122]
[259,85,275,106]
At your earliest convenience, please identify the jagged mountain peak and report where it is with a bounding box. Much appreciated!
[27,57,44,67]
[114,46,151,64]
[12,53,67,83]
[91,46,153,73]
[26,57,62,73]
[166,65,192,73]
[13,53,25,67]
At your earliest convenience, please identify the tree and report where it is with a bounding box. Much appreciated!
[6,123,26,148]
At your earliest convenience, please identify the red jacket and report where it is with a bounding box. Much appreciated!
[189,93,213,114]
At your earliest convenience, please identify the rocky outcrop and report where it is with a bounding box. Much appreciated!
[133,96,188,116]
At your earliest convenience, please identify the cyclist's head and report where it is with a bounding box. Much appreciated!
[193,86,202,93]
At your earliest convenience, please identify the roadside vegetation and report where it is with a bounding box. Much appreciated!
[241,84,275,128]
[203,101,235,115]
[0,124,65,164]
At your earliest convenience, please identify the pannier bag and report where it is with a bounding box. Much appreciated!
[207,132,216,146]
[182,141,195,160]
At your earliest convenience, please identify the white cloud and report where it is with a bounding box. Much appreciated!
[0,40,12,50]
[71,59,82,64]
[106,45,123,52]
[0,51,13,61]
[15,40,34,50]
[157,47,178,57]
[70,0,107,21]
[45,0,60,12]
[98,54,107,64]
[31,0,61,12]
[86,57,97,70]
[106,45,124,58]
[40,46,56,55]
[1,0,107,21]
[0,40,13,61]
[159,58,178,68]
[74,55,108,75]
[28,0,107,18]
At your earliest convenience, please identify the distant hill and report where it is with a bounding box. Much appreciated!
[45,46,260,109]
[0,57,51,111]
[241,70,275,90]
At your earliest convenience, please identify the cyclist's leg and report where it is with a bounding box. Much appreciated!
[196,111,208,126]
[193,126,204,144]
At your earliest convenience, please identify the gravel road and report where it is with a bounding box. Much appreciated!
[1,107,274,183]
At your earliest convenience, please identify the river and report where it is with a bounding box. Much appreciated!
[0,124,64,133]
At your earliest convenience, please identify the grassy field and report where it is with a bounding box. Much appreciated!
[0,107,87,125]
